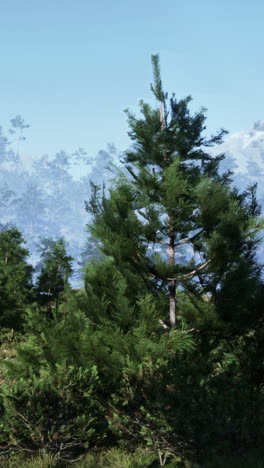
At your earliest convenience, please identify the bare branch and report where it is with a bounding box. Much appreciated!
[135,247,211,282]
[177,259,211,280]
[174,229,204,247]
[156,239,170,246]
[158,319,170,330]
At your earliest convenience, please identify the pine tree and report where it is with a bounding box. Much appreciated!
[86,54,263,328]
[0,182,16,224]
[35,237,74,315]
[0,224,34,329]
[15,183,47,235]
[8,115,30,171]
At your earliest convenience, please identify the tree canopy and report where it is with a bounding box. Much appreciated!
[86,54,264,330]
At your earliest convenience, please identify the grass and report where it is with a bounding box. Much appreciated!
[0,448,156,468]
[0,452,59,468]
[0,448,264,468]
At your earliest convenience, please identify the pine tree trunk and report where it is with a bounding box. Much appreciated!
[168,219,176,327]
[47,287,51,316]
[159,96,176,327]
[169,279,176,327]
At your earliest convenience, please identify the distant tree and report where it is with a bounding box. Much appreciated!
[0,126,13,167]
[31,154,51,187]
[32,151,72,196]
[75,145,120,275]
[89,144,119,191]
[71,147,90,171]
[14,183,47,235]
[76,235,102,284]
[253,120,264,131]
[0,225,34,329]
[47,151,73,194]
[0,182,17,224]
[35,237,74,315]
[8,115,30,171]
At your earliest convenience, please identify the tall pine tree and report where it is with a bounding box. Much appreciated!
[0,224,34,329]
[35,237,73,315]
[86,55,263,329]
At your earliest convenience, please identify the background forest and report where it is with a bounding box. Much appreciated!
[1,115,264,290]
[0,55,264,468]
[0,119,122,287]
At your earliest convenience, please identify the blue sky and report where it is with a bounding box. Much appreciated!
[1,0,264,166]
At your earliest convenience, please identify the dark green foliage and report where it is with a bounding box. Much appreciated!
[2,276,262,460]
[15,184,47,236]
[1,363,103,456]
[86,54,263,330]
[107,334,264,457]
[0,183,17,224]
[0,224,34,329]
[0,296,195,457]
[0,305,106,455]
[34,237,74,315]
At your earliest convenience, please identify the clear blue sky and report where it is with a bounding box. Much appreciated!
[1,0,264,163]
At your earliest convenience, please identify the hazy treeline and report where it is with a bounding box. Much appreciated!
[0,119,121,287]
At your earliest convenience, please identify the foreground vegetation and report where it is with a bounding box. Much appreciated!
[0,55,264,466]
[1,446,264,467]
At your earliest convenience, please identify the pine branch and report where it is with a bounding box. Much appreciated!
[158,319,170,330]
[177,260,211,280]
[136,248,211,283]
[150,54,164,103]
[156,239,170,246]
[174,229,205,247]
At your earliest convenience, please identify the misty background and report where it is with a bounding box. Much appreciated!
[1,1,264,286]
[1,116,264,287]
[0,117,124,287]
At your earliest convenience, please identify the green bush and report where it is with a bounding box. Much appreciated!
[1,290,263,462]
[1,363,105,456]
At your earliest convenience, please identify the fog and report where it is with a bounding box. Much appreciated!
[1,116,264,288]
[0,116,123,287]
